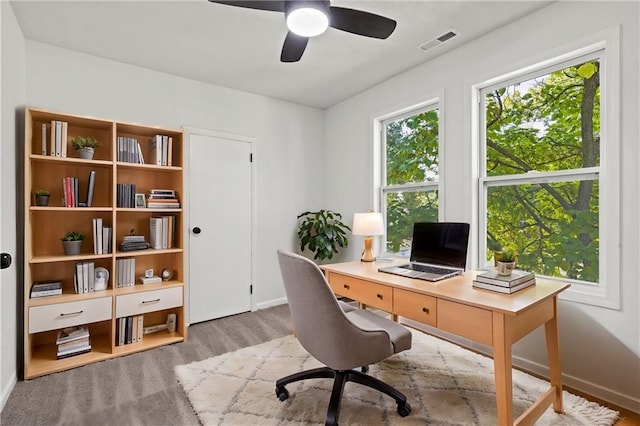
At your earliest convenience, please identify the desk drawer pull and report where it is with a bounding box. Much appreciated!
[142,298,161,305]
[377,293,383,299]
[343,284,350,290]
[422,307,430,314]
[59,310,83,317]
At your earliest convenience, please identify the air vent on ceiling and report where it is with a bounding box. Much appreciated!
[417,28,459,52]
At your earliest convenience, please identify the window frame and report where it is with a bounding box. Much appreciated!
[375,97,443,256]
[473,28,620,309]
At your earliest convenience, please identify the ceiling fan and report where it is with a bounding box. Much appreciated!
[208,0,397,62]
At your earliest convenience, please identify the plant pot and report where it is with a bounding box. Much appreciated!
[34,194,49,206]
[496,261,516,276]
[62,240,82,256]
[76,147,95,160]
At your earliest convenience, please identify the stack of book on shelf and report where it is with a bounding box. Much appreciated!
[41,120,68,157]
[30,280,62,298]
[74,261,97,294]
[149,134,173,166]
[115,258,136,287]
[473,269,536,293]
[92,217,112,254]
[117,136,144,164]
[116,183,137,208]
[116,315,144,346]
[119,235,150,252]
[149,216,177,249]
[62,170,96,208]
[146,189,180,209]
[56,325,91,359]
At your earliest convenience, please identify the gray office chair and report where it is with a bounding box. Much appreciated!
[276,249,412,425]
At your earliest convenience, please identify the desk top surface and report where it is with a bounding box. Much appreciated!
[321,259,570,315]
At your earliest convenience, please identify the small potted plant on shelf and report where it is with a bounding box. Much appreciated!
[496,250,517,276]
[61,231,84,256]
[297,209,350,263]
[71,136,99,160]
[33,189,50,206]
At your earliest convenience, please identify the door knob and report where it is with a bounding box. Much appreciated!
[1,253,11,269]
[192,227,201,234]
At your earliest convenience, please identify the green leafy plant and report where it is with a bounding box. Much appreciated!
[498,250,516,263]
[71,136,98,150]
[297,210,350,262]
[60,231,84,241]
[34,189,50,196]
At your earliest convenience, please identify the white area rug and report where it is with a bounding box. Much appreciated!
[175,330,619,425]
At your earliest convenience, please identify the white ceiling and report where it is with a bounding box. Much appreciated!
[10,0,551,109]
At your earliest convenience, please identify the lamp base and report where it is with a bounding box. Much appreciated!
[360,237,376,262]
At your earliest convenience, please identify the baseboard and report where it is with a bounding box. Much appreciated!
[1,372,17,412]
[255,297,287,310]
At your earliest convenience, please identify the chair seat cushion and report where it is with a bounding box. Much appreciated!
[345,309,412,354]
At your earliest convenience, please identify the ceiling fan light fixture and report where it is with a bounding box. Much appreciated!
[286,2,329,37]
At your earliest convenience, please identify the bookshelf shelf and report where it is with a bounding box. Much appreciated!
[23,107,186,379]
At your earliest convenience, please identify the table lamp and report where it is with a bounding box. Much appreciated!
[352,212,384,262]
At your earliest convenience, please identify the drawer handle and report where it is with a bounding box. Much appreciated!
[343,284,350,290]
[59,310,83,317]
[142,298,161,304]
[376,293,383,299]
[422,307,430,314]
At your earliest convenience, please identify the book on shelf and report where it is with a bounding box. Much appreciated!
[73,261,96,294]
[57,347,91,360]
[86,170,96,207]
[61,121,68,157]
[116,315,145,346]
[55,120,62,157]
[472,278,536,294]
[41,123,47,155]
[31,280,63,298]
[57,336,90,352]
[30,288,63,298]
[56,325,90,345]
[474,269,534,287]
[139,276,162,285]
[115,258,136,287]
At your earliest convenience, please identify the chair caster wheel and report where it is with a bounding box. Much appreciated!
[361,365,369,373]
[276,387,289,401]
[397,402,411,417]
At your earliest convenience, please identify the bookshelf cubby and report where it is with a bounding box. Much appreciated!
[23,107,186,379]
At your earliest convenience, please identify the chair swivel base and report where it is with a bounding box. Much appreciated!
[275,366,411,426]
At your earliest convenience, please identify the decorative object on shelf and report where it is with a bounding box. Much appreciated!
[352,212,384,262]
[161,268,174,281]
[71,136,98,160]
[33,189,50,206]
[495,250,517,276]
[94,267,109,291]
[61,231,83,256]
[135,193,146,208]
[296,209,350,262]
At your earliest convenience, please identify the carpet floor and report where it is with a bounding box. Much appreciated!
[175,329,619,425]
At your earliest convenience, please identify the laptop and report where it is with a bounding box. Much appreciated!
[378,222,470,282]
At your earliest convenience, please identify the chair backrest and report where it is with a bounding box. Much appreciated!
[276,249,391,369]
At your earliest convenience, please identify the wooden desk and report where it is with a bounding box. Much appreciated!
[320,260,570,426]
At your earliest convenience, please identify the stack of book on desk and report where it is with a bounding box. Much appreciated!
[473,269,536,293]
[56,325,91,359]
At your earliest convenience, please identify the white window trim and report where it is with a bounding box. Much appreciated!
[373,94,444,256]
[471,26,620,309]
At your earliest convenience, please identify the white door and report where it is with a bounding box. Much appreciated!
[189,133,252,323]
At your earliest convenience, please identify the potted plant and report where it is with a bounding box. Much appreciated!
[33,189,50,206]
[297,209,350,262]
[496,250,517,276]
[61,231,84,256]
[71,136,99,160]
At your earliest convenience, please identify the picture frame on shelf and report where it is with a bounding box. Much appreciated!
[135,193,146,208]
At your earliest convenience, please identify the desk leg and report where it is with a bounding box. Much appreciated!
[545,297,563,413]
[493,312,513,425]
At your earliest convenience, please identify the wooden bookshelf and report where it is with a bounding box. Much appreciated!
[23,107,186,379]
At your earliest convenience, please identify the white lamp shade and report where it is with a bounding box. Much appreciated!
[286,7,329,37]
[352,212,384,236]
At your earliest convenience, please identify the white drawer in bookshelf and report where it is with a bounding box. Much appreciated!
[29,297,112,333]
[115,287,182,318]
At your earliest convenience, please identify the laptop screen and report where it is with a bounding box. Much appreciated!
[409,222,470,269]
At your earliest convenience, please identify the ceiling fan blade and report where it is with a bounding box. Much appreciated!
[328,6,396,39]
[207,0,284,12]
[281,31,308,63]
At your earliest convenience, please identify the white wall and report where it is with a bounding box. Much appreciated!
[1,1,26,410]
[324,1,639,411]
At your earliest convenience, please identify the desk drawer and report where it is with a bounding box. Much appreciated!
[29,297,112,333]
[437,299,493,345]
[116,287,182,318]
[328,273,392,311]
[393,288,437,327]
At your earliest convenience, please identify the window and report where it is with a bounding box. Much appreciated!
[476,34,620,308]
[380,103,440,254]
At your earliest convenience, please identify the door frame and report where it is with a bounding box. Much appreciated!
[182,126,257,326]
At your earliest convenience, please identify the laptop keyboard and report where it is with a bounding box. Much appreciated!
[403,264,456,275]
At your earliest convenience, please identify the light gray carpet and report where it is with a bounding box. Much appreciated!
[1,304,293,426]
[175,329,620,425]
